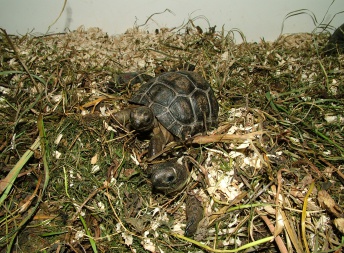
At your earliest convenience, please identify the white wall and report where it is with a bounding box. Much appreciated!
[0,0,343,42]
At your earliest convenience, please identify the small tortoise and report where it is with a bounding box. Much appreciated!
[323,23,344,55]
[114,71,219,193]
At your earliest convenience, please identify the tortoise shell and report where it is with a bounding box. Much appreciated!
[130,71,219,139]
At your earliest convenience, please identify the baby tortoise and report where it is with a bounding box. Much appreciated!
[323,23,344,55]
[114,70,219,193]
[113,71,219,236]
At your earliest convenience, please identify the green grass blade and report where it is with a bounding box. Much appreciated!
[0,137,41,204]
[79,215,98,253]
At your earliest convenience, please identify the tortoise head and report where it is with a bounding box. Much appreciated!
[130,106,155,132]
[150,157,189,194]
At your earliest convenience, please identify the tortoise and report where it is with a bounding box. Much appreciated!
[323,23,344,56]
[113,71,219,193]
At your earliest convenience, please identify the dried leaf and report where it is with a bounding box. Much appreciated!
[318,190,343,218]
[334,218,344,234]
[91,154,98,164]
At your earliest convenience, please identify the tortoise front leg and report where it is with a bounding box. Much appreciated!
[148,130,165,158]
[185,195,203,237]
[148,124,173,158]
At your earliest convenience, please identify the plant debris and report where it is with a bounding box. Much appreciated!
[0,22,343,252]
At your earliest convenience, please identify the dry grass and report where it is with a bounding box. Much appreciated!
[0,22,343,253]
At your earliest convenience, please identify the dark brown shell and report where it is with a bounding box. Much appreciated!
[130,71,219,139]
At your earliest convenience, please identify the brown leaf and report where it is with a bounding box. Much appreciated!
[334,218,344,234]
[318,190,343,218]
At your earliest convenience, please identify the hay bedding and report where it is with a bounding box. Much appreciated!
[0,24,343,252]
